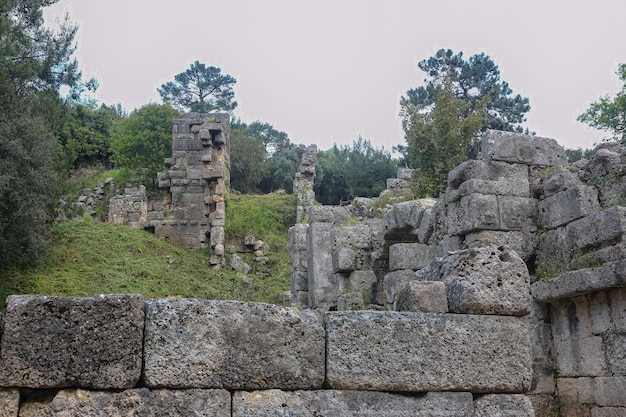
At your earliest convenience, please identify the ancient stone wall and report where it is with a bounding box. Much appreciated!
[0,295,534,416]
[290,130,626,416]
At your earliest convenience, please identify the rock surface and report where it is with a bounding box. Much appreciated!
[143,299,325,389]
[232,390,474,417]
[19,388,230,417]
[0,295,144,389]
[325,310,532,392]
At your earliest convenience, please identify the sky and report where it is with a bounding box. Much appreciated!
[44,0,626,152]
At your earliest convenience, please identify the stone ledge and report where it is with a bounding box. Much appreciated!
[531,260,626,302]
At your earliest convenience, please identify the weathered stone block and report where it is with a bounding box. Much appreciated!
[382,199,436,242]
[307,222,336,310]
[331,224,372,250]
[143,300,325,390]
[337,292,363,311]
[334,247,356,272]
[396,280,448,313]
[567,206,626,252]
[415,247,531,316]
[609,287,626,331]
[531,260,626,302]
[595,377,626,407]
[18,388,231,417]
[479,130,567,166]
[473,394,535,417]
[308,206,351,225]
[591,407,626,417]
[447,193,499,235]
[0,295,144,389]
[465,230,536,261]
[389,243,436,271]
[325,311,532,392]
[498,196,538,232]
[348,270,377,293]
[542,168,585,197]
[538,185,599,229]
[0,389,19,417]
[448,160,530,197]
[552,334,608,377]
[383,269,416,310]
[232,390,474,417]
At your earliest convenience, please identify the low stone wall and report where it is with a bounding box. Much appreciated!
[0,294,535,416]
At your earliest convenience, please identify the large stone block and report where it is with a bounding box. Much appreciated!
[538,185,599,229]
[464,230,536,261]
[388,243,436,271]
[19,388,230,417]
[308,206,351,225]
[473,394,535,417]
[232,390,474,417]
[447,193,499,235]
[479,130,567,166]
[0,389,18,417]
[382,199,436,242]
[542,168,585,197]
[415,247,531,316]
[325,311,532,392]
[595,377,626,407]
[498,196,538,232]
[383,269,417,310]
[448,160,530,197]
[397,280,448,313]
[531,260,626,302]
[143,299,325,390]
[307,222,336,310]
[566,206,626,252]
[0,295,144,389]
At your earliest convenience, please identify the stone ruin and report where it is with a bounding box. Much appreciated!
[109,112,230,265]
[289,129,626,416]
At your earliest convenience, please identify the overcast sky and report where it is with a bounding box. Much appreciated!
[44,0,626,152]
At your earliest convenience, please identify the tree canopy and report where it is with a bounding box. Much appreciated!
[314,137,398,205]
[110,104,179,183]
[401,77,485,197]
[578,63,626,143]
[402,49,530,133]
[158,61,237,113]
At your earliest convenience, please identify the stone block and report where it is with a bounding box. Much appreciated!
[307,222,336,310]
[473,394,535,417]
[538,185,599,229]
[418,207,435,244]
[567,206,626,253]
[389,243,436,271]
[595,377,626,407]
[18,388,231,417]
[325,311,532,392]
[382,199,436,242]
[0,295,144,389]
[542,168,585,197]
[415,247,531,316]
[479,129,567,166]
[591,407,626,417]
[0,389,19,417]
[143,299,325,390]
[531,260,626,302]
[232,390,474,417]
[331,224,373,250]
[448,160,530,197]
[465,230,536,261]
[396,280,448,313]
[337,292,364,311]
[557,377,596,405]
[383,269,416,310]
[552,334,607,377]
[308,206,351,225]
[498,196,538,232]
[610,287,626,331]
[447,193,499,235]
[333,247,356,272]
[348,270,377,293]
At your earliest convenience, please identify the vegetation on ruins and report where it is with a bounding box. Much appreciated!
[110,103,179,184]
[399,49,531,197]
[314,137,398,205]
[578,63,626,143]
[158,61,237,113]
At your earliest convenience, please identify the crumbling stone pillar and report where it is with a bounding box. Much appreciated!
[156,113,230,265]
[294,144,317,223]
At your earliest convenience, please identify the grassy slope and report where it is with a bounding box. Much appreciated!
[0,192,297,309]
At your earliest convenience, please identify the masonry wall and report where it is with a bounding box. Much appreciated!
[0,295,534,416]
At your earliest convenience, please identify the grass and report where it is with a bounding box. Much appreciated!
[0,192,298,309]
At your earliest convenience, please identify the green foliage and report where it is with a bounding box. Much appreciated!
[58,101,124,168]
[314,137,398,205]
[158,61,237,113]
[229,123,269,193]
[225,192,297,239]
[110,103,179,184]
[578,63,626,143]
[403,49,530,134]
[402,77,485,197]
[0,82,59,269]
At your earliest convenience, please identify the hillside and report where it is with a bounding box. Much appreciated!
[0,192,297,309]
